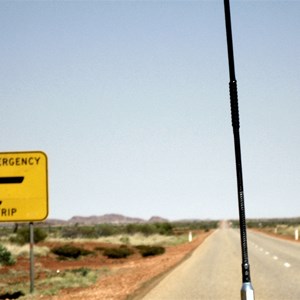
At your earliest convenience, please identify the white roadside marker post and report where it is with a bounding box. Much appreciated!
[188,231,193,242]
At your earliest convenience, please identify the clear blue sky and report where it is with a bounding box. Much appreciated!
[1,0,300,221]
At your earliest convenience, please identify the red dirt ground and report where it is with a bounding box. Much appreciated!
[0,231,211,300]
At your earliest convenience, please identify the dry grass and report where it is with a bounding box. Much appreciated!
[2,243,50,257]
[274,225,299,237]
[47,233,192,247]
[1,267,108,299]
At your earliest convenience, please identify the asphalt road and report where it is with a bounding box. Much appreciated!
[142,228,300,300]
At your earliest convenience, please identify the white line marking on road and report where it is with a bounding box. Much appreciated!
[273,256,278,260]
[284,262,291,268]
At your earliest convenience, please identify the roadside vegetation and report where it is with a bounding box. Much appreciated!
[231,217,300,240]
[2,218,297,298]
[0,244,15,266]
[0,266,108,299]
[0,220,218,298]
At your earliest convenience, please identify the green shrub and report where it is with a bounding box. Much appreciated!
[103,246,133,259]
[125,223,174,236]
[173,220,218,231]
[61,227,80,239]
[125,224,139,234]
[70,267,90,277]
[139,224,157,236]
[61,224,121,239]
[135,245,165,257]
[119,236,130,244]
[96,224,119,237]
[94,246,106,252]
[155,223,173,235]
[0,244,15,266]
[40,268,99,295]
[51,244,93,259]
[10,227,47,245]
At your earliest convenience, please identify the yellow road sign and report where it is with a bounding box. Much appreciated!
[0,151,48,222]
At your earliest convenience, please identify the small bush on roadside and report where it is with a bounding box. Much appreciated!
[51,244,93,260]
[70,267,90,277]
[155,223,173,235]
[0,244,16,266]
[40,268,100,296]
[61,224,121,239]
[125,223,174,236]
[139,224,157,236]
[119,236,130,244]
[103,246,133,259]
[94,246,106,252]
[135,245,165,257]
[60,227,80,239]
[97,224,119,237]
[10,227,47,245]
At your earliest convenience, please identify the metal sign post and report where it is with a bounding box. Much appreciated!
[223,0,255,299]
[29,222,35,293]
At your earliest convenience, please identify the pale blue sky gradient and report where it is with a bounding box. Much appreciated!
[1,0,300,221]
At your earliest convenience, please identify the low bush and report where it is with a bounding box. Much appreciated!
[40,268,100,296]
[61,224,120,239]
[103,246,133,259]
[0,244,16,266]
[94,246,106,252]
[135,245,165,257]
[51,244,93,259]
[125,223,174,236]
[119,236,130,244]
[10,227,47,245]
[69,267,90,277]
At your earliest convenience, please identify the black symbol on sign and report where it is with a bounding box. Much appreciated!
[0,177,24,184]
[0,177,24,206]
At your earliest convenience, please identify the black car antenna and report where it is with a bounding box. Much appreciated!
[223,0,255,299]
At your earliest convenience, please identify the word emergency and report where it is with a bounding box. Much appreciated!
[0,156,41,167]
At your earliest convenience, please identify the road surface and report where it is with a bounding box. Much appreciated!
[142,228,300,300]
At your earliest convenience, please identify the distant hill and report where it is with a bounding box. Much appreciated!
[148,216,169,223]
[68,214,145,225]
[43,214,169,225]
